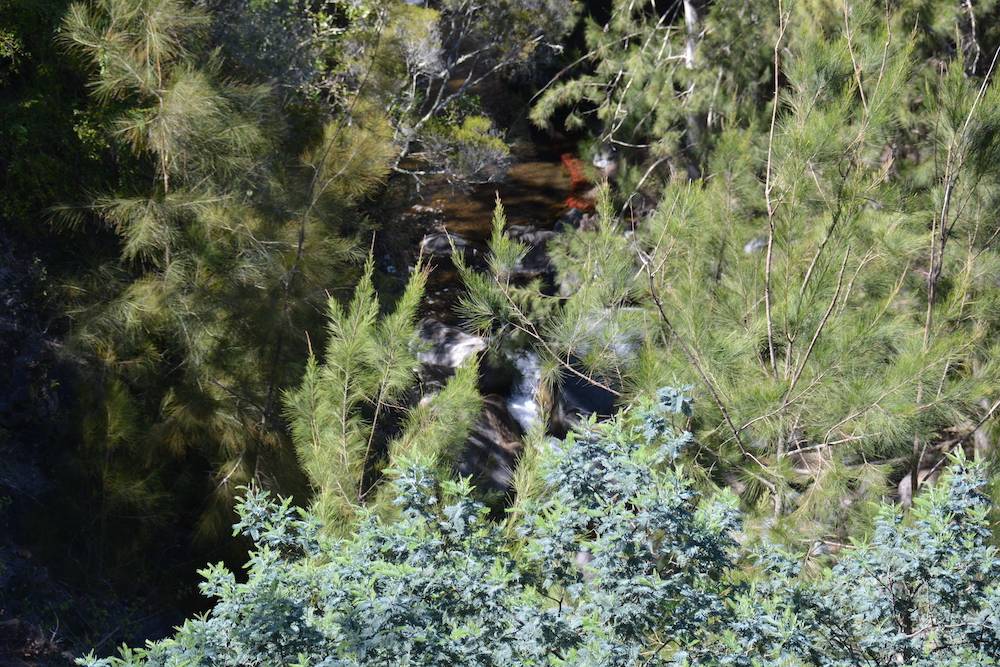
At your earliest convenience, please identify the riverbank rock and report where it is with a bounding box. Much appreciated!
[506,225,557,246]
[416,319,486,370]
[550,372,618,436]
[554,208,583,231]
[419,231,484,259]
[458,395,523,492]
[504,225,557,280]
[512,244,554,280]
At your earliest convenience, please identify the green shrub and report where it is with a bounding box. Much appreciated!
[82,390,1000,666]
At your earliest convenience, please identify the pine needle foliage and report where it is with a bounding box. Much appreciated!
[57,0,399,544]
[494,0,1000,541]
[330,0,577,182]
[458,194,646,414]
[629,1,1000,536]
[531,0,777,177]
[284,259,483,531]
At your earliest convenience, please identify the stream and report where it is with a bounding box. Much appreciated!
[393,139,613,494]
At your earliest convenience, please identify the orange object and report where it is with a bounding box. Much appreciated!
[560,153,595,212]
[560,153,589,189]
[564,195,594,211]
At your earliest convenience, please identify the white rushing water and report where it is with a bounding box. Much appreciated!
[507,350,542,433]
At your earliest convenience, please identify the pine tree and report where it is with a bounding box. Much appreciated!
[58,0,397,542]
[284,258,483,530]
[531,0,777,180]
[334,0,577,184]
[468,0,1000,542]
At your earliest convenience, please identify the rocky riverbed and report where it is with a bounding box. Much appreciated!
[384,140,615,494]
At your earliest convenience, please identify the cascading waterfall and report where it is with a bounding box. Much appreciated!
[507,350,542,433]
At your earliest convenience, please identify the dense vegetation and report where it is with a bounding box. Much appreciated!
[81,394,1000,666]
[1,0,999,664]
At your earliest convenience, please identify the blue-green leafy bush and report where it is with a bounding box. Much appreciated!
[82,391,1000,666]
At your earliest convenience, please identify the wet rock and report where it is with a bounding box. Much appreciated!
[550,372,618,436]
[499,225,558,279]
[511,244,553,280]
[458,395,523,492]
[393,203,445,235]
[416,319,485,370]
[555,208,584,231]
[506,225,557,246]
[419,231,481,258]
[398,203,444,227]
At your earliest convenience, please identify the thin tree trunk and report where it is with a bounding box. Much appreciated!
[682,0,705,179]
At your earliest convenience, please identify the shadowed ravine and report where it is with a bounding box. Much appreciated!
[400,140,614,495]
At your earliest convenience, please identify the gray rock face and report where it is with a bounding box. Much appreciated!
[416,319,486,370]
[419,231,483,259]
